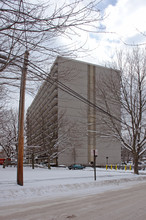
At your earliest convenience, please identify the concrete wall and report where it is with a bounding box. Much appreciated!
[27,56,121,166]
[57,57,88,165]
[94,65,121,165]
[56,57,121,166]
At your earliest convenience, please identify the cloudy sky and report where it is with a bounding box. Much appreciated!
[13,0,146,110]
[73,0,146,65]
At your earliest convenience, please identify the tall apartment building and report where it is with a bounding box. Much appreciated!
[26,56,121,166]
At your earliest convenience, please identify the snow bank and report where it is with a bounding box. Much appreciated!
[0,166,146,205]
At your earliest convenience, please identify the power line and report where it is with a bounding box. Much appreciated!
[27,58,122,124]
[2,51,122,124]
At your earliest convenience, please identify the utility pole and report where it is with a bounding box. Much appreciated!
[17,50,29,186]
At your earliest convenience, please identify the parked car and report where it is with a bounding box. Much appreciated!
[68,164,85,170]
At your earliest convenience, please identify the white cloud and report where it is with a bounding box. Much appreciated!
[31,0,146,65]
[103,0,146,40]
[8,0,146,109]
[76,0,146,64]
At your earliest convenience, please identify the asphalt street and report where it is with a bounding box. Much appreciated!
[0,182,146,220]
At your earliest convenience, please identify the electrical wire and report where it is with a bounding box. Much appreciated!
[3,50,122,125]
[27,58,122,124]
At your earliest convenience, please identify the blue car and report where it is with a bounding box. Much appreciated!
[68,164,85,170]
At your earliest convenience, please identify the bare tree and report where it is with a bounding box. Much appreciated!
[0,109,18,162]
[0,85,9,149]
[96,48,146,174]
[0,0,104,91]
[0,85,7,116]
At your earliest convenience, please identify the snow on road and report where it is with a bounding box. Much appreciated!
[0,166,146,206]
[1,183,145,220]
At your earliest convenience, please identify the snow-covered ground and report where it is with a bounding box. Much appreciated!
[0,166,146,206]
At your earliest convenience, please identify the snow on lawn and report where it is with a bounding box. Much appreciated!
[0,166,146,205]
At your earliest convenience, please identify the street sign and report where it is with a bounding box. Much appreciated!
[91,149,98,157]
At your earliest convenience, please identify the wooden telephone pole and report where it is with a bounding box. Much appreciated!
[17,50,29,186]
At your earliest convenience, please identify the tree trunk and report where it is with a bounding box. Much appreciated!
[48,156,51,169]
[32,153,34,169]
[56,156,58,167]
[133,153,139,175]
[3,161,6,168]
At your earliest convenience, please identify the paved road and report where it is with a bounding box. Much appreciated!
[0,182,146,220]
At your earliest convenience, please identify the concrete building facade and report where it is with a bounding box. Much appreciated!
[26,56,121,166]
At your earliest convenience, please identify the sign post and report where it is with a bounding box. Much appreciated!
[92,149,98,181]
